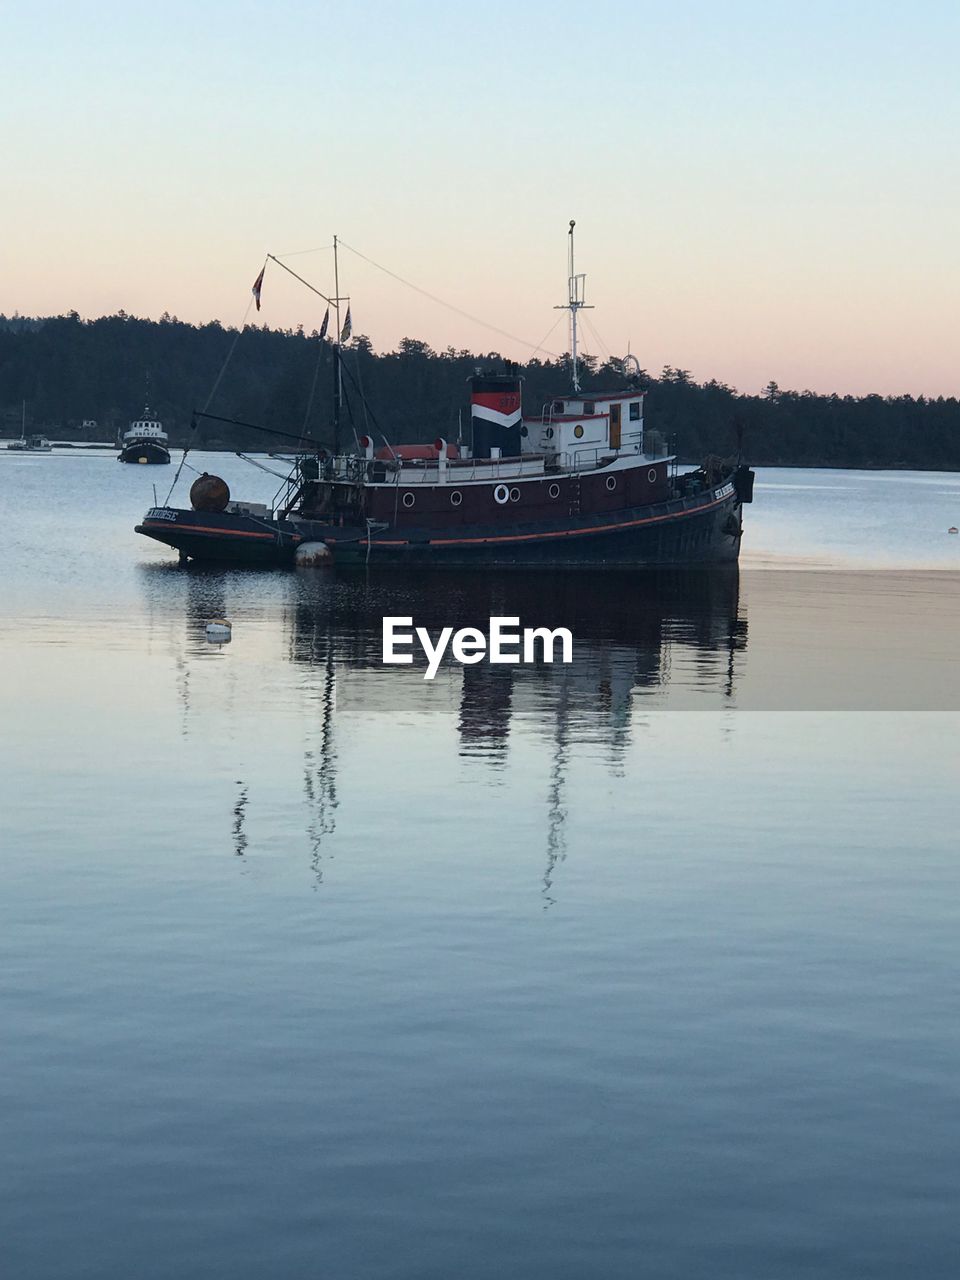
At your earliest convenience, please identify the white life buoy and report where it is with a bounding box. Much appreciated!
[494,484,509,505]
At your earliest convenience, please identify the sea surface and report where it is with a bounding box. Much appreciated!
[2,453,959,1279]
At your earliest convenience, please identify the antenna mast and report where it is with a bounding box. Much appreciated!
[555,220,593,393]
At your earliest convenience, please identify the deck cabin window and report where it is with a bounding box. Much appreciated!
[629,401,641,421]
[584,403,594,415]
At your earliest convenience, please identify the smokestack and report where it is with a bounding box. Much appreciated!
[468,369,522,459]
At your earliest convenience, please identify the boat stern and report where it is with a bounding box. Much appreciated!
[136,505,301,564]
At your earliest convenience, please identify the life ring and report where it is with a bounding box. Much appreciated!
[494,484,510,505]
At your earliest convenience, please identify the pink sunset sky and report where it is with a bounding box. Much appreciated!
[4,0,958,396]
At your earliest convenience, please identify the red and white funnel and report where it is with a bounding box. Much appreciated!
[469,368,523,459]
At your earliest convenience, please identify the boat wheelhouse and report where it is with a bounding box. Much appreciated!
[119,407,170,464]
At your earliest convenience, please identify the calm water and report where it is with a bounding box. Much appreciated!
[2,454,960,1278]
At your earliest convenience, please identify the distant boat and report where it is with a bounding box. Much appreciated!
[6,434,53,453]
[5,400,52,452]
[118,406,171,464]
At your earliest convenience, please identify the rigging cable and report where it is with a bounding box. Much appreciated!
[234,452,296,480]
[163,287,258,504]
[338,374,362,452]
[527,313,565,363]
[300,334,327,438]
[348,347,373,442]
[347,346,398,459]
[338,356,398,460]
[337,238,562,359]
[189,410,322,448]
[266,255,337,306]
[273,244,334,259]
[580,311,615,365]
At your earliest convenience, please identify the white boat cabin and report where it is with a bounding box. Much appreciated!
[123,408,168,443]
[523,390,646,465]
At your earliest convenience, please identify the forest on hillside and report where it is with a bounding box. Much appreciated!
[0,311,957,469]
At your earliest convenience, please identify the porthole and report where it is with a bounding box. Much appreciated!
[647,468,658,483]
[494,484,510,505]
[509,487,521,503]
[574,425,584,439]
[548,483,561,499]
[520,425,529,437]
[544,427,554,440]
[402,491,416,508]
[606,476,617,491]
[450,490,462,506]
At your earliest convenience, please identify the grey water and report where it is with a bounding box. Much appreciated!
[2,454,960,1278]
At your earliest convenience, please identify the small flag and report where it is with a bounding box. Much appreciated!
[251,264,265,311]
[340,305,352,343]
[319,307,329,340]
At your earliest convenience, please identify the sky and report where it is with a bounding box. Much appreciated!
[2,0,959,396]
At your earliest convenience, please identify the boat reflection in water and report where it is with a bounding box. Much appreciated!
[289,568,746,899]
[152,564,747,896]
[285,565,747,728]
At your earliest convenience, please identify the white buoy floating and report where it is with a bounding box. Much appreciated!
[205,619,232,644]
[294,541,334,567]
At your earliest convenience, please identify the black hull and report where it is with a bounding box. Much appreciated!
[136,482,743,570]
[136,507,301,563]
[119,442,170,464]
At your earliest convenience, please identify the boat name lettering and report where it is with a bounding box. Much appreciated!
[146,508,178,521]
[714,483,735,500]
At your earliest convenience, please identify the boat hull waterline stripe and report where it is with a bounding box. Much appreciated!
[140,520,300,542]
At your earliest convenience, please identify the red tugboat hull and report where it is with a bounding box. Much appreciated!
[137,477,745,570]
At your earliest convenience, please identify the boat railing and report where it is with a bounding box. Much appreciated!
[272,442,675,506]
[355,455,548,485]
[546,445,670,472]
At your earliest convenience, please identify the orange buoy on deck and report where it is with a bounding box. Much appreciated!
[190,473,230,513]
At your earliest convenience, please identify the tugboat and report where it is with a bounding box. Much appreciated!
[118,406,170,464]
[136,227,753,568]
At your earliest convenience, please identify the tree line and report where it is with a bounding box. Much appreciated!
[0,311,956,468]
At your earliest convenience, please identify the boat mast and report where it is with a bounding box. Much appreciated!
[555,220,592,394]
[333,234,342,457]
[263,250,342,454]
